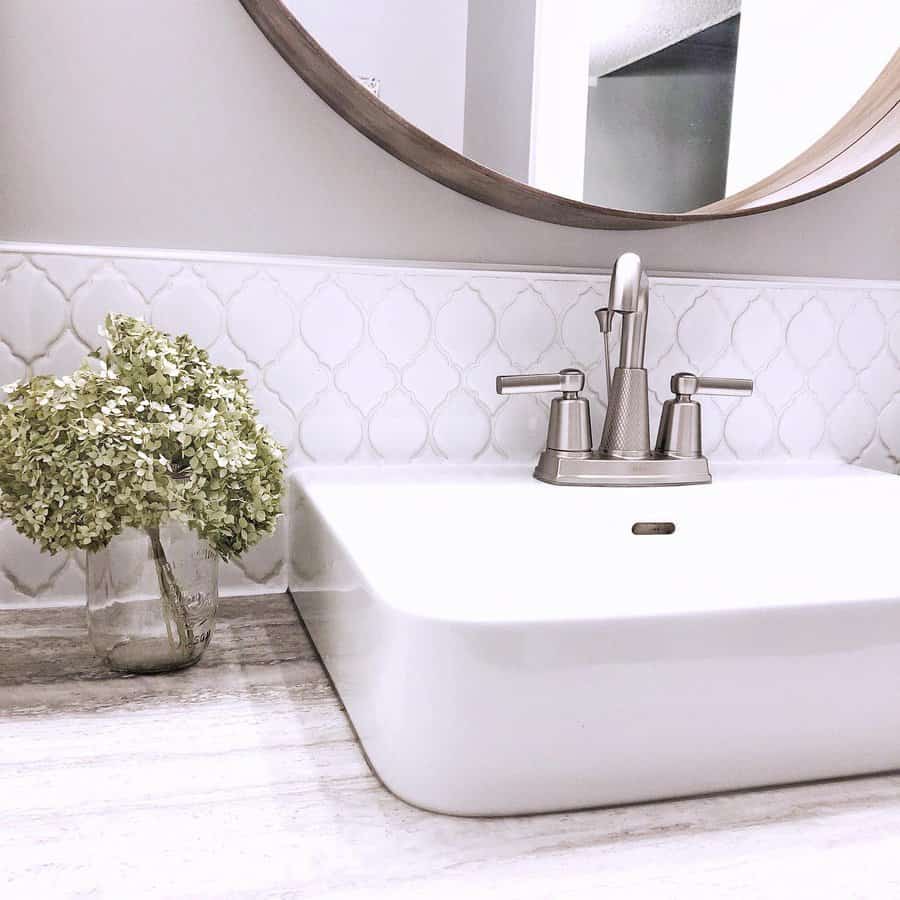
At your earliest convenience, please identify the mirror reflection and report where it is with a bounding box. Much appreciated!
[287,1,899,213]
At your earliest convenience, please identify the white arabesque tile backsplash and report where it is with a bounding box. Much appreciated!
[2,243,899,605]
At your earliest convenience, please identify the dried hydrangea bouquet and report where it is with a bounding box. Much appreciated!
[0,314,284,673]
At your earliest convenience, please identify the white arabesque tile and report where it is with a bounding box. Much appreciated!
[732,298,783,372]
[0,520,68,598]
[300,279,364,367]
[828,391,878,460]
[498,287,556,368]
[370,282,430,367]
[368,391,429,462]
[787,298,835,368]
[335,343,396,414]
[208,335,258,387]
[434,284,494,367]
[403,344,459,413]
[265,341,329,416]
[151,269,223,348]
[642,298,677,370]
[560,292,604,366]
[467,275,530,315]
[71,266,147,346]
[877,395,900,456]
[724,395,776,458]
[493,395,550,461]
[113,258,182,300]
[432,390,491,460]
[1,243,900,606]
[228,274,294,366]
[250,383,297,457]
[0,342,27,399]
[31,253,104,296]
[808,350,856,411]
[232,517,288,585]
[31,331,91,378]
[779,394,827,457]
[299,389,363,462]
[754,351,805,412]
[676,291,731,371]
[858,351,900,411]
[0,261,68,361]
[191,262,257,302]
[837,299,885,371]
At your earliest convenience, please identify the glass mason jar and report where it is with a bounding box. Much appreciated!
[86,519,219,674]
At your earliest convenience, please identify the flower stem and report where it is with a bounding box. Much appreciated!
[146,524,196,653]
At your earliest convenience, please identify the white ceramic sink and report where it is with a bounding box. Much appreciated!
[289,463,900,816]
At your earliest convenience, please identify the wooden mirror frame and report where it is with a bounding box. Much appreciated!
[241,0,900,230]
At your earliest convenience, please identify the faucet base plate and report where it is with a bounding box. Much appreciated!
[534,451,711,487]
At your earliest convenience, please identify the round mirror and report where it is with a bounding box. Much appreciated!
[242,0,900,228]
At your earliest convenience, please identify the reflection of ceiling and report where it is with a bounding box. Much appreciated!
[590,0,741,76]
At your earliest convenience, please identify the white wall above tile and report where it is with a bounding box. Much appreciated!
[1,243,899,606]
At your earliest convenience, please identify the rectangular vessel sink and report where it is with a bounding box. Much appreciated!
[289,463,900,816]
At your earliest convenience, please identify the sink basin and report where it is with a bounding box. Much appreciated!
[289,463,900,816]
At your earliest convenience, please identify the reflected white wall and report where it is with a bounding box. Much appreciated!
[727,0,899,194]
[285,0,469,151]
[529,0,592,201]
[463,0,537,183]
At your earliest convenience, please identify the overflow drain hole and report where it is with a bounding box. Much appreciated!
[631,522,676,535]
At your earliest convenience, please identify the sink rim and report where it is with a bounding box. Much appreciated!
[290,460,900,625]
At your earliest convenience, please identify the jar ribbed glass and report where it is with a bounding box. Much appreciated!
[86,520,219,674]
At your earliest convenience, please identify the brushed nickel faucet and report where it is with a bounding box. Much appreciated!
[496,252,753,486]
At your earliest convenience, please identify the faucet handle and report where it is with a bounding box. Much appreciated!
[496,368,584,396]
[671,373,753,398]
[496,369,592,452]
[656,372,753,459]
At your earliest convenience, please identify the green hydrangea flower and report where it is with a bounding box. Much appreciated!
[0,313,285,559]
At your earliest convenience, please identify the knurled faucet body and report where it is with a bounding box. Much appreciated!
[595,252,651,458]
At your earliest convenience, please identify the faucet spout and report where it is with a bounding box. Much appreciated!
[607,251,643,313]
[606,252,648,368]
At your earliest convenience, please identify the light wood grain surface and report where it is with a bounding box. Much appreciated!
[3,594,900,899]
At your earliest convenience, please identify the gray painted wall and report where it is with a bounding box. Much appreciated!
[0,0,897,279]
[585,18,739,213]
[463,0,536,183]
